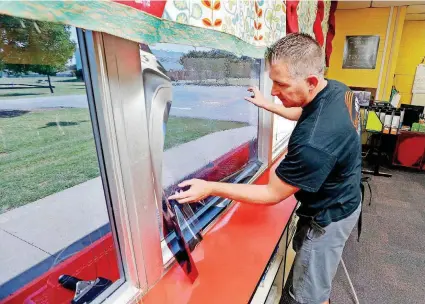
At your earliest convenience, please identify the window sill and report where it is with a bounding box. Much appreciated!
[141,151,297,304]
[94,282,141,304]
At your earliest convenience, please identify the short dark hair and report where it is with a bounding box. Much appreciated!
[265,33,324,78]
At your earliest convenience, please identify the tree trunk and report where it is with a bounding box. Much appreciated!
[47,75,54,93]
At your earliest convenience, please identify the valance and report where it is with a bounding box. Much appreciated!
[0,1,287,58]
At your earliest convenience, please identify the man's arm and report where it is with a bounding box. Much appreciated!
[263,102,303,121]
[245,87,302,121]
[168,171,299,205]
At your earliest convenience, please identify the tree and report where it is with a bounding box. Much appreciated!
[179,50,254,85]
[0,15,76,93]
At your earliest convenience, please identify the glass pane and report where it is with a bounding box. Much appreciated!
[272,96,296,151]
[0,16,122,302]
[140,43,261,244]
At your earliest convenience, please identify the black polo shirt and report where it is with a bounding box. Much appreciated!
[276,79,361,226]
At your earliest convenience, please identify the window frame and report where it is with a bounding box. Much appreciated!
[271,95,297,161]
[79,29,165,302]
[80,30,280,302]
[75,28,126,304]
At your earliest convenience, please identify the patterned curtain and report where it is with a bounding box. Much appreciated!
[285,0,337,67]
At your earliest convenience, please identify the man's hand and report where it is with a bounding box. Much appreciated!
[245,86,269,109]
[168,179,212,204]
[245,86,302,121]
[169,171,299,206]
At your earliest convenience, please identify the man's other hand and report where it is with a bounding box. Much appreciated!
[245,86,268,109]
[168,179,212,204]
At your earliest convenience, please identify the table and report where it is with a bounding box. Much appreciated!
[362,131,396,177]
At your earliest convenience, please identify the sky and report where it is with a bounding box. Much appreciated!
[70,27,78,44]
[68,28,213,67]
[69,28,78,65]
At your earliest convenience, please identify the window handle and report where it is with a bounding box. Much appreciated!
[58,275,112,304]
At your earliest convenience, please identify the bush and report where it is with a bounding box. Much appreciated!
[75,69,84,80]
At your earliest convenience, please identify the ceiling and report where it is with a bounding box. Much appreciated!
[337,1,425,20]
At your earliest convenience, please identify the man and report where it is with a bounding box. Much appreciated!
[169,33,361,304]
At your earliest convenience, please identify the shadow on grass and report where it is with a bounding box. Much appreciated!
[39,121,80,128]
[0,92,44,98]
[0,110,30,118]
[55,79,84,83]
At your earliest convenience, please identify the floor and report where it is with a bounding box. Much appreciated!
[280,166,425,304]
[331,166,425,304]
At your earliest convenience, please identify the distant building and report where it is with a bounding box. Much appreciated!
[56,71,74,77]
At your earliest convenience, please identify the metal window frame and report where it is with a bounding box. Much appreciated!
[76,28,127,304]
[258,59,274,169]
[78,29,165,303]
[272,106,296,161]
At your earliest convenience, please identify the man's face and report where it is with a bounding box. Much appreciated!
[268,61,311,108]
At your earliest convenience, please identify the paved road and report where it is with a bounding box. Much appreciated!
[0,85,258,124]
[171,85,258,124]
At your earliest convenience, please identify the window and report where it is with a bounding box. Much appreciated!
[272,97,296,159]
[0,16,122,302]
[140,43,262,252]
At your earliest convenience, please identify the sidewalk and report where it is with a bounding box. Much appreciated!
[0,126,257,299]
[0,178,109,299]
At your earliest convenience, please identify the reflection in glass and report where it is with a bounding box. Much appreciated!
[141,43,262,247]
[0,16,120,302]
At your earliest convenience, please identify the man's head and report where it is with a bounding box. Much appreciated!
[265,33,325,108]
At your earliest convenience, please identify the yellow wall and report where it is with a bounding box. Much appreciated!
[393,21,425,104]
[382,7,406,101]
[327,7,406,100]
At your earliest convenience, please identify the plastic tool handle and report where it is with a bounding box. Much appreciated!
[58,274,81,291]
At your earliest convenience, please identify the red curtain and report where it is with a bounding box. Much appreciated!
[286,0,300,34]
[285,0,337,67]
[113,0,167,17]
[325,1,338,67]
[313,0,325,46]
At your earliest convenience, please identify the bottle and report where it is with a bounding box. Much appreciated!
[391,110,400,135]
[379,109,386,124]
[383,110,393,134]
[399,108,406,130]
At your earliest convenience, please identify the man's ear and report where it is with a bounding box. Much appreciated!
[306,75,320,91]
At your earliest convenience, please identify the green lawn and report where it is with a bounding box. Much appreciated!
[0,77,86,99]
[164,116,247,150]
[0,108,247,212]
